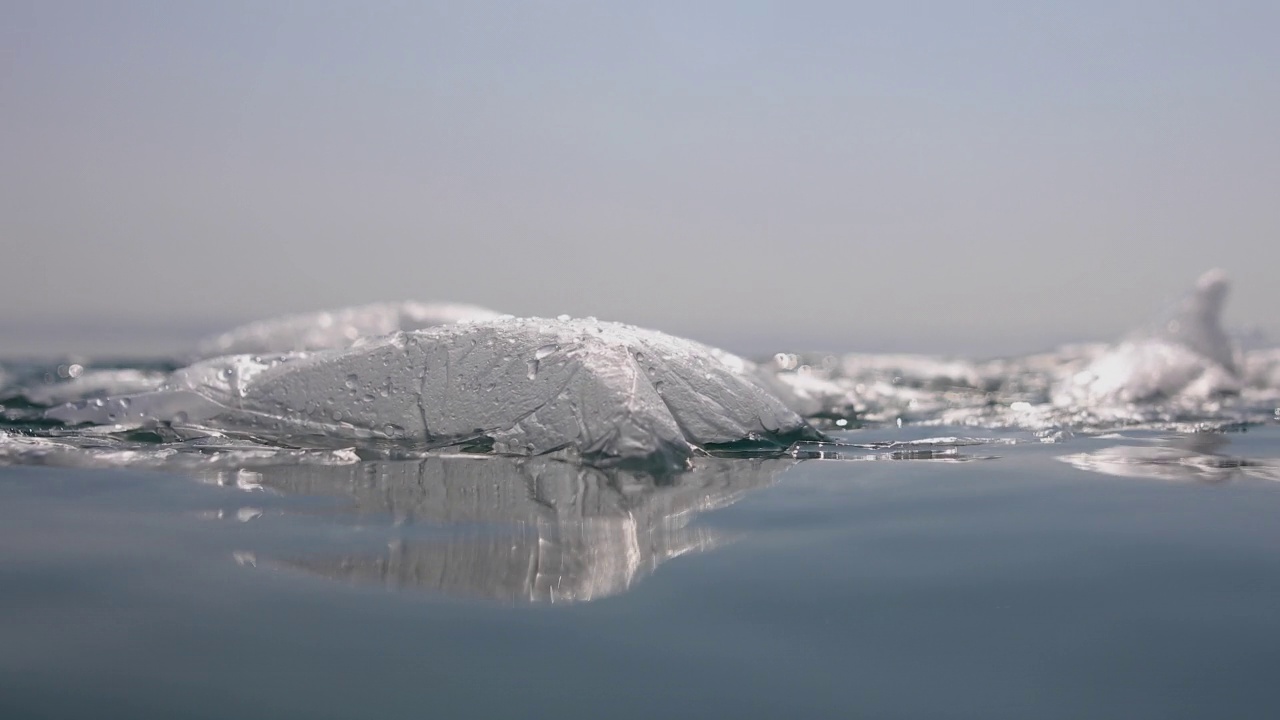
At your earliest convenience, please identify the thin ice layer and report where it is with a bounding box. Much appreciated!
[49,318,819,468]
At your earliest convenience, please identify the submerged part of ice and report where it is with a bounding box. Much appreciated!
[47,318,819,468]
[214,455,792,603]
[193,301,505,358]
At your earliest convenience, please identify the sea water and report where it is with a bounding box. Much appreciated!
[5,278,1280,720]
[3,402,1280,718]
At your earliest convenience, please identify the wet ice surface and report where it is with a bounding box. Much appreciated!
[34,318,819,471]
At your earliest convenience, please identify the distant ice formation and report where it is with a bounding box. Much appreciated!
[193,301,505,357]
[1053,270,1242,405]
[730,269,1273,432]
[48,318,820,468]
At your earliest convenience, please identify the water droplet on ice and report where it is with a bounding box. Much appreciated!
[384,423,404,437]
[331,411,343,421]
[344,374,358,389]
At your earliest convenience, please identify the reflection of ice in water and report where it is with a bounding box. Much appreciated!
[217,455,793,604]
[1059,434,1280,484]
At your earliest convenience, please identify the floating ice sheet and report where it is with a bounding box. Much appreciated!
[46,318,819,469]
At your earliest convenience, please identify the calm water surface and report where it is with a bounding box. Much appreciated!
[3,426,1280,719]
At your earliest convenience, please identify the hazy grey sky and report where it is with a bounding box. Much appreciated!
[3,1,1278,355]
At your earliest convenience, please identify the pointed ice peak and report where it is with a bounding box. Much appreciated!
[1152,268,1235,372]
[1056,270,1242,405]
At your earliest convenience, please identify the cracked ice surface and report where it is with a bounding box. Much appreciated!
[48,318,819,469]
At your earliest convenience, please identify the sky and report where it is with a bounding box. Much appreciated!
[2,1,1278,357]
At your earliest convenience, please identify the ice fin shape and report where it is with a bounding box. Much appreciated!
[193,301,505,357]
[50,318,820,469]
[1055,270,1242,405]
[1155,269,1235,372]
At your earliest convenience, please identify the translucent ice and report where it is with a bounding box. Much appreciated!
[49,318,820,469]
[193,301,505,357]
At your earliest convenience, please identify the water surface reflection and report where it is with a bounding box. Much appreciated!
[209,455,793,603]
[1059,434,1280,483]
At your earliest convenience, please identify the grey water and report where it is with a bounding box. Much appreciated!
[4,424,1280,719]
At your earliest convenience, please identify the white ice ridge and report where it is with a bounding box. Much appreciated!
[1054,269,1243,405]
[193,301,505,357]
[49,318,820,468]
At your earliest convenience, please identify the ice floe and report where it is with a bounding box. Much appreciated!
[46,318,820,468]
